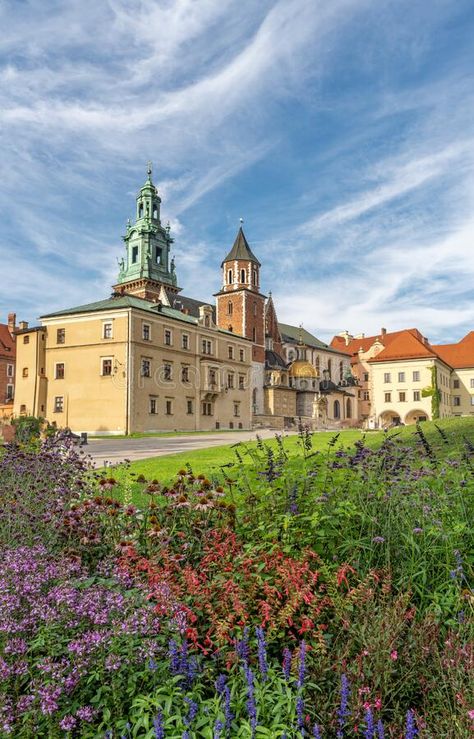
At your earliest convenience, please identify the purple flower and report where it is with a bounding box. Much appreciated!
[59,715,77,731]
[298,640,307,689]
[312,725,322,739]
[405,710,417,739]
[214,719,224,739]
[154,711,165,739]
[296,695,305,733]
[337,674,350,738]
[184,698,198,727]
[76,706,96,722]
[376,719,385,738]
[236,627,250,665]
[244,663,257,737]
[256,627,268,679]
[216,675,233,732]
[282,647,292,680]
[372,536,385,544]
[364,708,374,739]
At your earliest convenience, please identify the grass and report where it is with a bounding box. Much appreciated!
[106,417,474,505]
[90,428,250,440]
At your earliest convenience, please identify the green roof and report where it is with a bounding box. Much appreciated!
[279,322,347,355]
[40,294,248,338]
[221,227,261,266]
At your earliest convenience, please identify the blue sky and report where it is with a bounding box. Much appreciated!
[1,0,474,343]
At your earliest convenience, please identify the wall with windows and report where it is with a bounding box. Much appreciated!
[451,368,474,416]
[13,329,47,418]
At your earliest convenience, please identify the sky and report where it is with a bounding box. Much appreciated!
[1,0,474,344]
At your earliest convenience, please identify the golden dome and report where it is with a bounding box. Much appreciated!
[289,360,318,378]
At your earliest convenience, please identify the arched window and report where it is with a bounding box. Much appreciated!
[252,327,256,341]
[227,301,233,316]
[138,203,144,218]
[334,399,340,419]
[241,269,246,283]
[228,269,233,284]
[152,205,158,219]
[252,269,257,286]
[228,325,233,332]
[346,399,352,418]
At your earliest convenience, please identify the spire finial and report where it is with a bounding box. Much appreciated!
[239,217,244,227]
[298,323,304,345]
[147,161,153,179]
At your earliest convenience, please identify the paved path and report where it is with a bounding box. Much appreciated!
[85,429,294,467]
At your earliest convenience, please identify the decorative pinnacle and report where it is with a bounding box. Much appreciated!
[298,323,304,345]
[147,161,153,179]
[239,217,244,226]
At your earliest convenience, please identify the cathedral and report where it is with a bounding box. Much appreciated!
[13,168,357,434]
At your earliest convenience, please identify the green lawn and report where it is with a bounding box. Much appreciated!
[105,417,474,505]
[90,429,250,440]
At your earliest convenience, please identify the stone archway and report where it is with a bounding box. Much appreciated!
[404,409,429,425]
[379,410,401,428]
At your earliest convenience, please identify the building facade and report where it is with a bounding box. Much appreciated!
[0,313,17,420]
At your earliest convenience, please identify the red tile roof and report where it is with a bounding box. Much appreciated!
[368,330,438,363]
[330,328,423,356]
[0,324,15,361]
[432,331,474,369]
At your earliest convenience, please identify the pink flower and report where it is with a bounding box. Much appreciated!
[374,697,382,710]
[390,650,398,661]
[468,709,474,721]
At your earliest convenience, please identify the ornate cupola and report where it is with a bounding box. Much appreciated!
[113,164,180,301]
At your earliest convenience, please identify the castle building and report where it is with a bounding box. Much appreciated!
[0,313,17,420]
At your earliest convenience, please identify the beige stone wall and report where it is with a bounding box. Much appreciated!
[451,368,474,417]
[13,329,47,417]
[264,386,296,417]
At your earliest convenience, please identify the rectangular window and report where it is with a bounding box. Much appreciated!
[54,396,64,413]
[363,391,370,401]
[453,396,461,406]
[470,379,474,389]
[181,366,189,383]
[383,373,391,383]
[163,363,172,381]
[20,404,26,414]
[399,391,406,402]
[471,396,474,407]
[228,345,234,359]
[103,322,112,339]
[233,402,240,417]
[55,363,65,379]
[453,379,460,389]
[239,349,245,362]
[142,323,151,341]
[398,372,405,383]
[413,390,421,402]
[141,359,151,377]
[363,372,369,382]
[22,367,28,378]
[202,339,212,355]
[209,369,217,388]
[149,397,158,414]
[165,400,173,415]
[102,358,113,376]
[238,374,245,390]
[202,401,213,416]
[57,328,65,344]
[384,392,391,402]
[7,364,13,377]
[412,371,420,382]
[227,373,234,389]
[132,245,138,263]
[182,333,189,350]
[6,385,13,400]
[23,335,29,344]
[187,399,193,415]
[164,329,172,346]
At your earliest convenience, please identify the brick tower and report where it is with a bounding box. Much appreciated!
[215,223,265,414]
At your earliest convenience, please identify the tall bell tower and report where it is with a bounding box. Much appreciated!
[113,164,180,301]
[215,222,265,413]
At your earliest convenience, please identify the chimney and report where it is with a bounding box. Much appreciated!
[19,320,29,330]
[381,327,387,337]
[7,313,16,335]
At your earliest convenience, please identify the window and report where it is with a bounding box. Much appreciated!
[132,245,139,263]
[227,373,234,389]
[22,367,28,378]
[6,385,13,400]
[209,369,217,388]
[253,302,257,317]
[20,404,26,414]
[165,400,173,415]
[363,391,370,401]
[141,359,151,377]
[398,372,405,383]
[142,323,151,341]
[181,366,189,383]
[240,269,245,283]
[252,327,256,342]
[202,339,212,355]
[228,345,234,359]
[202,401,213,416]
[102,358,113,376]
[228,270,233,284]
[453,396,461,406]
[103,323,112,339]
[23,335,29,344]
[471,396,474,407]
[413,390,421,402]
[252,269,257,286]
[233,402,240,417]
[470,379,474,389]
[412,371,420,382]
[155,246,161,263]
[55,363,65,379]
[363,372,369,382]
[384,373,391,383]
[238,374,245,390]
[453,379,460,389]
[239,349,245,362]
[399,392,406,402]
[7,364,13,377]
[384,392,391,403]
[163,363,172,381]
[57,328,65,344]
[333,400,340,419]
[54,396,64,413]
[164,329,172,346]
[182,333,189,350]
[227,302,233,316]
[149,397,158,414]
[187,399,193,415]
